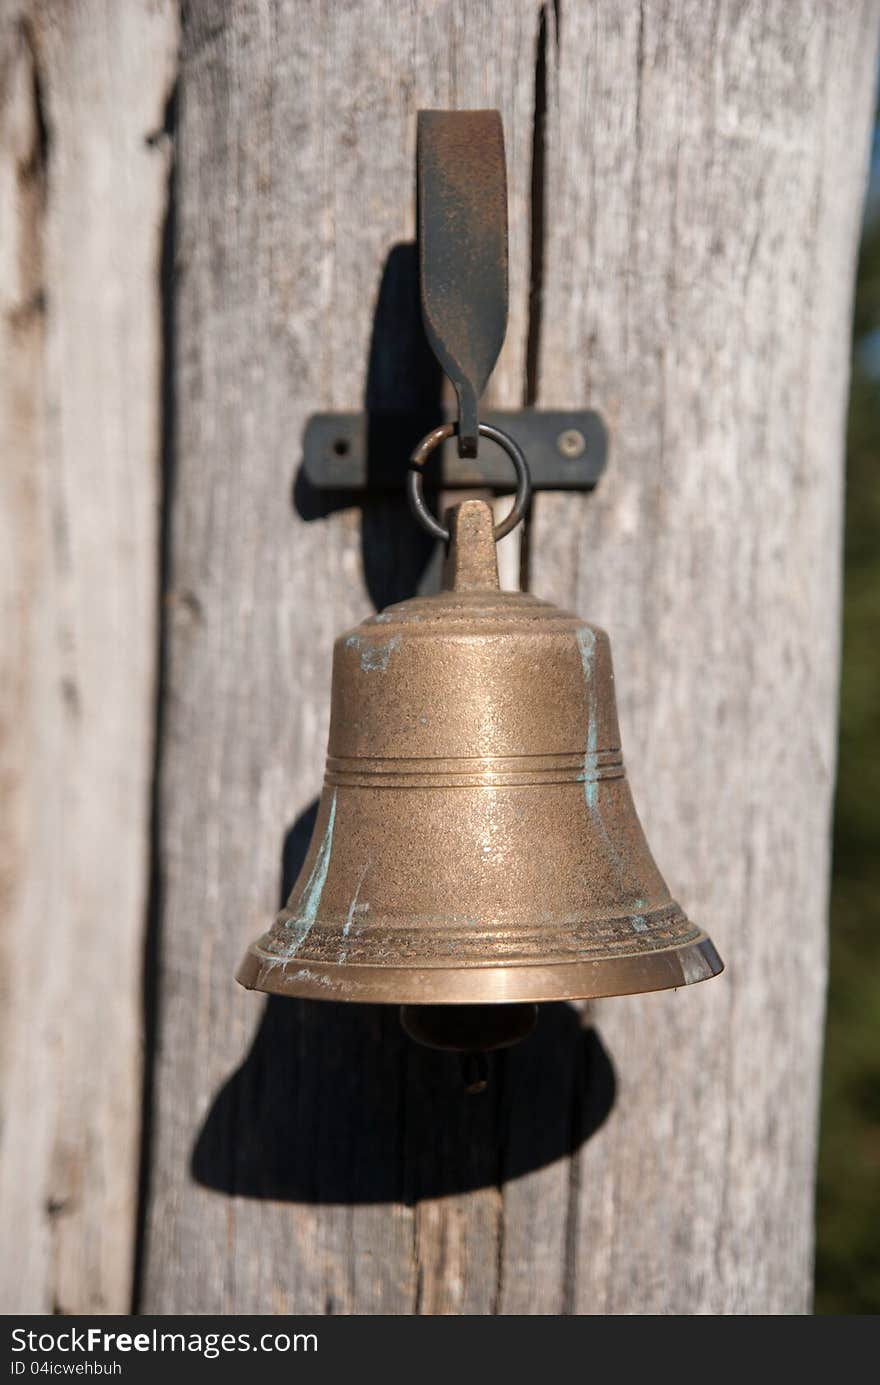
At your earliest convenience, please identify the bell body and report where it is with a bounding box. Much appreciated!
[238,502,722,1005]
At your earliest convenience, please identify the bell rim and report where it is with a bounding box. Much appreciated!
[235,933,723,1005]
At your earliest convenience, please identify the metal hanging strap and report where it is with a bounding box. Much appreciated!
[417,110,509,459]
[411,108,532,545]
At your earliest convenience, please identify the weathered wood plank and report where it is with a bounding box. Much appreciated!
[529,0,879,1314]
[0,0,177,1314]
[143,0,876,1317]
[144,0,545,1315]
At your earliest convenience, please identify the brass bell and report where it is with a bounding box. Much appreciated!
[238,496,723,1056]
[238,111,722,1072]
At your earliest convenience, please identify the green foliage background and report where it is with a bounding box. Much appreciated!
[814,151,880,1315]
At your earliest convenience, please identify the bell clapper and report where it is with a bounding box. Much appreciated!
[399,1003,539,1089]
[460,1053,490,1095]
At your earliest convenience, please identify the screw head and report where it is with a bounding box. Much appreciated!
[557,427,587,459]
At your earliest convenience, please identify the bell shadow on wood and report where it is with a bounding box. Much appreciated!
[293,241,443,609]
[194,241,616,1205]
[191,802,617,1205]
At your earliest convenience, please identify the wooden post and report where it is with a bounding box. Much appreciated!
[530,1,880,1313]
[0,2,177,1314]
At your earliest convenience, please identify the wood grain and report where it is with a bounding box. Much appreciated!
[0,0,177,1314]
[143,0,544,1315]
[530,0,879,1314]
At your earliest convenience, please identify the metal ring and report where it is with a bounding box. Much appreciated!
[407,422,533,544]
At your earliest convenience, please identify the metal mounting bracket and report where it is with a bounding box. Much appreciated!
[300,112,608,501]
[302,408,607,492]
[418,110,509,458]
